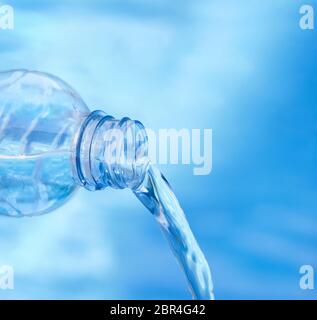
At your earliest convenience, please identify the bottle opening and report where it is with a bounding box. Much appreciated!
[73,110,149,191]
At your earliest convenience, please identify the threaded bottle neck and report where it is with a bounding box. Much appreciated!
[73,110,149,191]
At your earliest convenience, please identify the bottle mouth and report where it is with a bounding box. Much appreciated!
[73,110,149,191]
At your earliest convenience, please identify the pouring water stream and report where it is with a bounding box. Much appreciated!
[134,164,214,300]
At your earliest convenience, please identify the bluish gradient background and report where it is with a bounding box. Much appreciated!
[0,0,316,299]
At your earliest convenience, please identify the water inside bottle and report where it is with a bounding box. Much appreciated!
[0,152,76,216]
[134,164,214,300]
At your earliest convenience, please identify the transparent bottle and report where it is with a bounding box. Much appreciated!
[0,70,148,217]
[0,69,214,300]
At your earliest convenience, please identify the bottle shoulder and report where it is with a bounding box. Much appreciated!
[0,70,90,156]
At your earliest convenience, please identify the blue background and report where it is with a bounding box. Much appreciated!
[0,0,316,299]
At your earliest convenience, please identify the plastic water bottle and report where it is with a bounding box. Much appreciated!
[0,69,214,299]
[0,69,148,217]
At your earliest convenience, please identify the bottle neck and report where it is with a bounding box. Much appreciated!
[73,110,149,191]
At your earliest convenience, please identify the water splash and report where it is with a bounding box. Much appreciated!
[134,164,214,300]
